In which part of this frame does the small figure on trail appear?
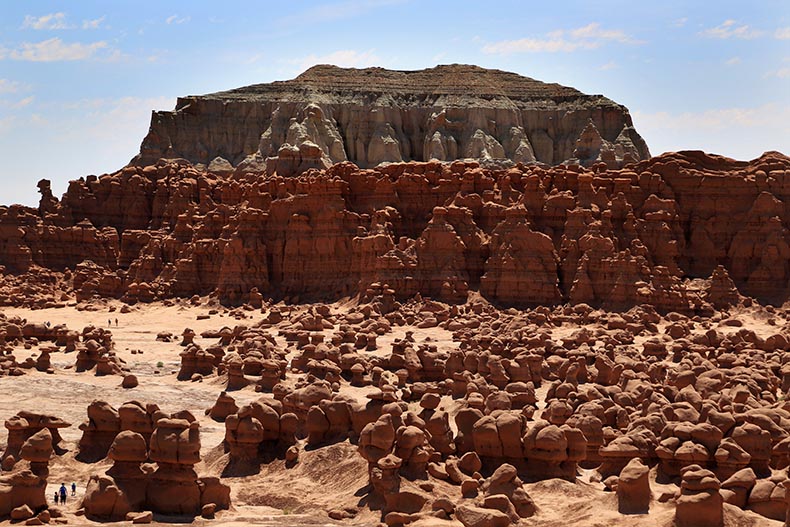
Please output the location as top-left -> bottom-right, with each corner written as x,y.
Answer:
115,318 -> 118,327
71,482 -> 76,496
108,319 -> 111,327
59,483 -> 67,504
54,491 -> 59,504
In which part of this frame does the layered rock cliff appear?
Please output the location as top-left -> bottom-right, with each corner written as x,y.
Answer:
1,150 -> 789,309
133,64 -> 649,173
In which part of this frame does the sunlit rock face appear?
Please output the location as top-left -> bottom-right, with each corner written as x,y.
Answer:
133,64 -> 649,172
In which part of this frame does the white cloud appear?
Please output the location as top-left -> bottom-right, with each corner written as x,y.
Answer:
165,15 -> 191,25
4,38 -> 108,62
633,103 -> 790,159
699,20 -> 763,40
482,23 -> 642,54
12,96 -> 34,109
22,12 -> 72,30
776,27 -> 790,40
766,67 -> 790,79
72,97 -> 173,135
1,95 -> 175,205
290,49 -> 382,71
0,79 -> 22,94
673,17 -> 688,28
99,49 -> 127,63
725,56 -> 742,65
599,61 -> 618,71
569,23 -> 640,43
638,105 -> 783,129
82,16 -> 106,29
483,38 -> 587,54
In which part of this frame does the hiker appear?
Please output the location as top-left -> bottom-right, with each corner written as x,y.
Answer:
71,482 -> 76,496
54,491 -> 59,504
59,483 -> 67,504
115,318 -> 119,327
108,319 -> 111,327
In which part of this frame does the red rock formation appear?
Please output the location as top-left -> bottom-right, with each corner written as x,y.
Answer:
0,429 -> 53,517
77,401 -> 121,461
480,206 -> 561,305
2,412 -> 70,466
676,465 -> 723,527
82,413 -> 230,520
1,151 -> 789,309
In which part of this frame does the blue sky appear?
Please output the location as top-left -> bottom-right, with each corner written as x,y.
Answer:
1,0 -> 788,205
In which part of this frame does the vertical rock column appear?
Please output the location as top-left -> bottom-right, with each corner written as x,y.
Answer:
676,465 -> 723,527
146,418 -> 203,515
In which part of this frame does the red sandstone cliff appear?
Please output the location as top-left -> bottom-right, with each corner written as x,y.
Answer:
1,150 -> 788,309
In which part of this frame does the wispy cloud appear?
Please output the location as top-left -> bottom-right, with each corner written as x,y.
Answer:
725,56 -> 742,65
776,28 -> 790,40
82,16 -> 106,29
765,59 -> 790,79
637,105 -> 787,129
22,12 -> 72,30
0,79 -> 23,94
699,20 -> 763,40
11,96 -> 35,109
165,15 -> 191,25
1,95 -> 175,204
1,38 -> 109,62
482,23 -> 642,54
634,103 -> 790,159
568,23 -> 639,43
599,61 -> 618,71
673,17 -> 688,28
60,96 -> 171,114
290,49 -> 382,71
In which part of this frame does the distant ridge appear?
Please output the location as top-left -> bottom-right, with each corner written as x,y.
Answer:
134,64 -> 649,174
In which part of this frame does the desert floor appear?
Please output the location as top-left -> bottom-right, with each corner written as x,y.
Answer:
0,300 -> 783,526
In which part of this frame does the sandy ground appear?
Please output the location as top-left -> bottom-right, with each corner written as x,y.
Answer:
0,301 -> 785,526
0,301 -> 460,526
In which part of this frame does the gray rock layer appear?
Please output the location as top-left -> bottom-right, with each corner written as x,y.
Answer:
133,64 -> 649,174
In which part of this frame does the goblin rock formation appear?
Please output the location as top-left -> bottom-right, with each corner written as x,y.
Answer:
81,408 -> 230,520
134,65 -> 649,172
1,151 -> 789,309
4,64 -> 790,527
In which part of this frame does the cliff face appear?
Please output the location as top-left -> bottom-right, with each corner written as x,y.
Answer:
2,150 -> 789,309
133,65 -> 649,173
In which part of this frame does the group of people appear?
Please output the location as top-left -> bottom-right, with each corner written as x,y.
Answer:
53,483 -> 76,505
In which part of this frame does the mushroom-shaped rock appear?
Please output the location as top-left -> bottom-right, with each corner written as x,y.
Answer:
676,465 -> 723,527
359,414 -> 396,464
720,467 -> 756,508
206,392 -> 238,422
20,428 -> 53,466
616,457 -> 650,514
